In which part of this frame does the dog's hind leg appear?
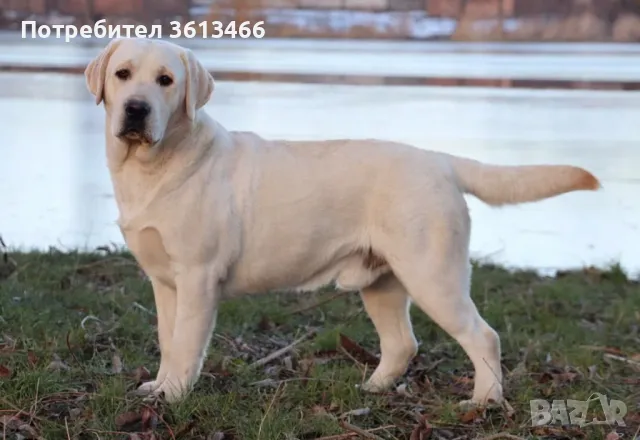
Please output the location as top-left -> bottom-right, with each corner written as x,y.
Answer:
360,274 -> 418,392
391,227 -> 503,406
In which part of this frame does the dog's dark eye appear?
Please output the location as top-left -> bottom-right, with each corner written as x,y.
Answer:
157,75 -> 173,87
115,69 -> 130,80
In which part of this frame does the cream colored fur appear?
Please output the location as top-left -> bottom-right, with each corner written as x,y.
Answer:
85,38 -> 601,405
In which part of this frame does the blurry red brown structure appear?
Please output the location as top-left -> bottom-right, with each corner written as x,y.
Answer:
0,0 -> 639,41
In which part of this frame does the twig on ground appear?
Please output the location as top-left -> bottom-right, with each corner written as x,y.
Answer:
132,302 -> 156,316
213,333 -> 259,355
339,346 -> 365,370
64,417 -> 71,439
250,330 -> 316,368
604,353 -> 640,367
0,400 -> 45,425
80,315 -> 102,331
285,290 -> 353,315
580,345 -> 625,354
338,421 -> 384,440
477,433 -> 526,440
313,433 -> 356,440
314,425 -> 395,440
249,377 -> 346,387
87,430 -> 140,437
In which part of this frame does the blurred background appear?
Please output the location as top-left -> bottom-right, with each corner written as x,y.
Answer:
0,0 -> 638,277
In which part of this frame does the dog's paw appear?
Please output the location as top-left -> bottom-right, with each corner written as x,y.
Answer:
359,377 -> 394,394
147,375 -> 191,403
126,380 -> 162,399
134,380 -> 162,396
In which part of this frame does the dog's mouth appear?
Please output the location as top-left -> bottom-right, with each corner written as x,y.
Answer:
118,128 -> 155,146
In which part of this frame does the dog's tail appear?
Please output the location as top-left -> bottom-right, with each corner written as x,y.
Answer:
447,155 -> 601,207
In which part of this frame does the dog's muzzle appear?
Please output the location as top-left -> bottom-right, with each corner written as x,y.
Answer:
118,99 -> 152,143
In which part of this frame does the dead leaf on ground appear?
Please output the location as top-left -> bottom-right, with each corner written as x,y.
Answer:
0,364 -> 11,377
602,347 -> 625,356
537,370 -> 579,385
531,426 -> 585,438
338,333 -> 379,366
140,406 -> 158,431
625,412 -> 640,424
27,351 -> 38,367
115,411 -> 143,431
553,371 -> 578,383
409,414 -> 433,440
459,406 -> 486,424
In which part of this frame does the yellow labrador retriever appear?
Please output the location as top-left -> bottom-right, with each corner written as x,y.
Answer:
84,38 -> 600,405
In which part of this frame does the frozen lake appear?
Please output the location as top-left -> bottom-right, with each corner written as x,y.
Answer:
0,71 -> 637,277
3,35 -> 640,82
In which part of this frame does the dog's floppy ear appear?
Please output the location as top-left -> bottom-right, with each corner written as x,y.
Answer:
84,38 -> 123,105
181,48 -> 214,120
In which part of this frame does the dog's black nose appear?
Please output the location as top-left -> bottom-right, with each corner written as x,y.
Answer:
125,100 -> 151,119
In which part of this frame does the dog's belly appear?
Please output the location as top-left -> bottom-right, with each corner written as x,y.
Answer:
224,248 -> 391,296
297,253 -> 391,292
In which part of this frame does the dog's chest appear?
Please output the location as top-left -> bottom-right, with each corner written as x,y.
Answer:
121,225 -> 174,286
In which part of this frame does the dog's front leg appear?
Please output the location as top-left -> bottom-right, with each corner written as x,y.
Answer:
136,277 -> 177,395
150,265 -> 220,402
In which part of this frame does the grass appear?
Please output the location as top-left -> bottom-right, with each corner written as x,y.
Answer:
0,247 -> 638,440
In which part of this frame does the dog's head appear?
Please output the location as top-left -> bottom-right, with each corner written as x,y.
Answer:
84,38 -> 214,146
